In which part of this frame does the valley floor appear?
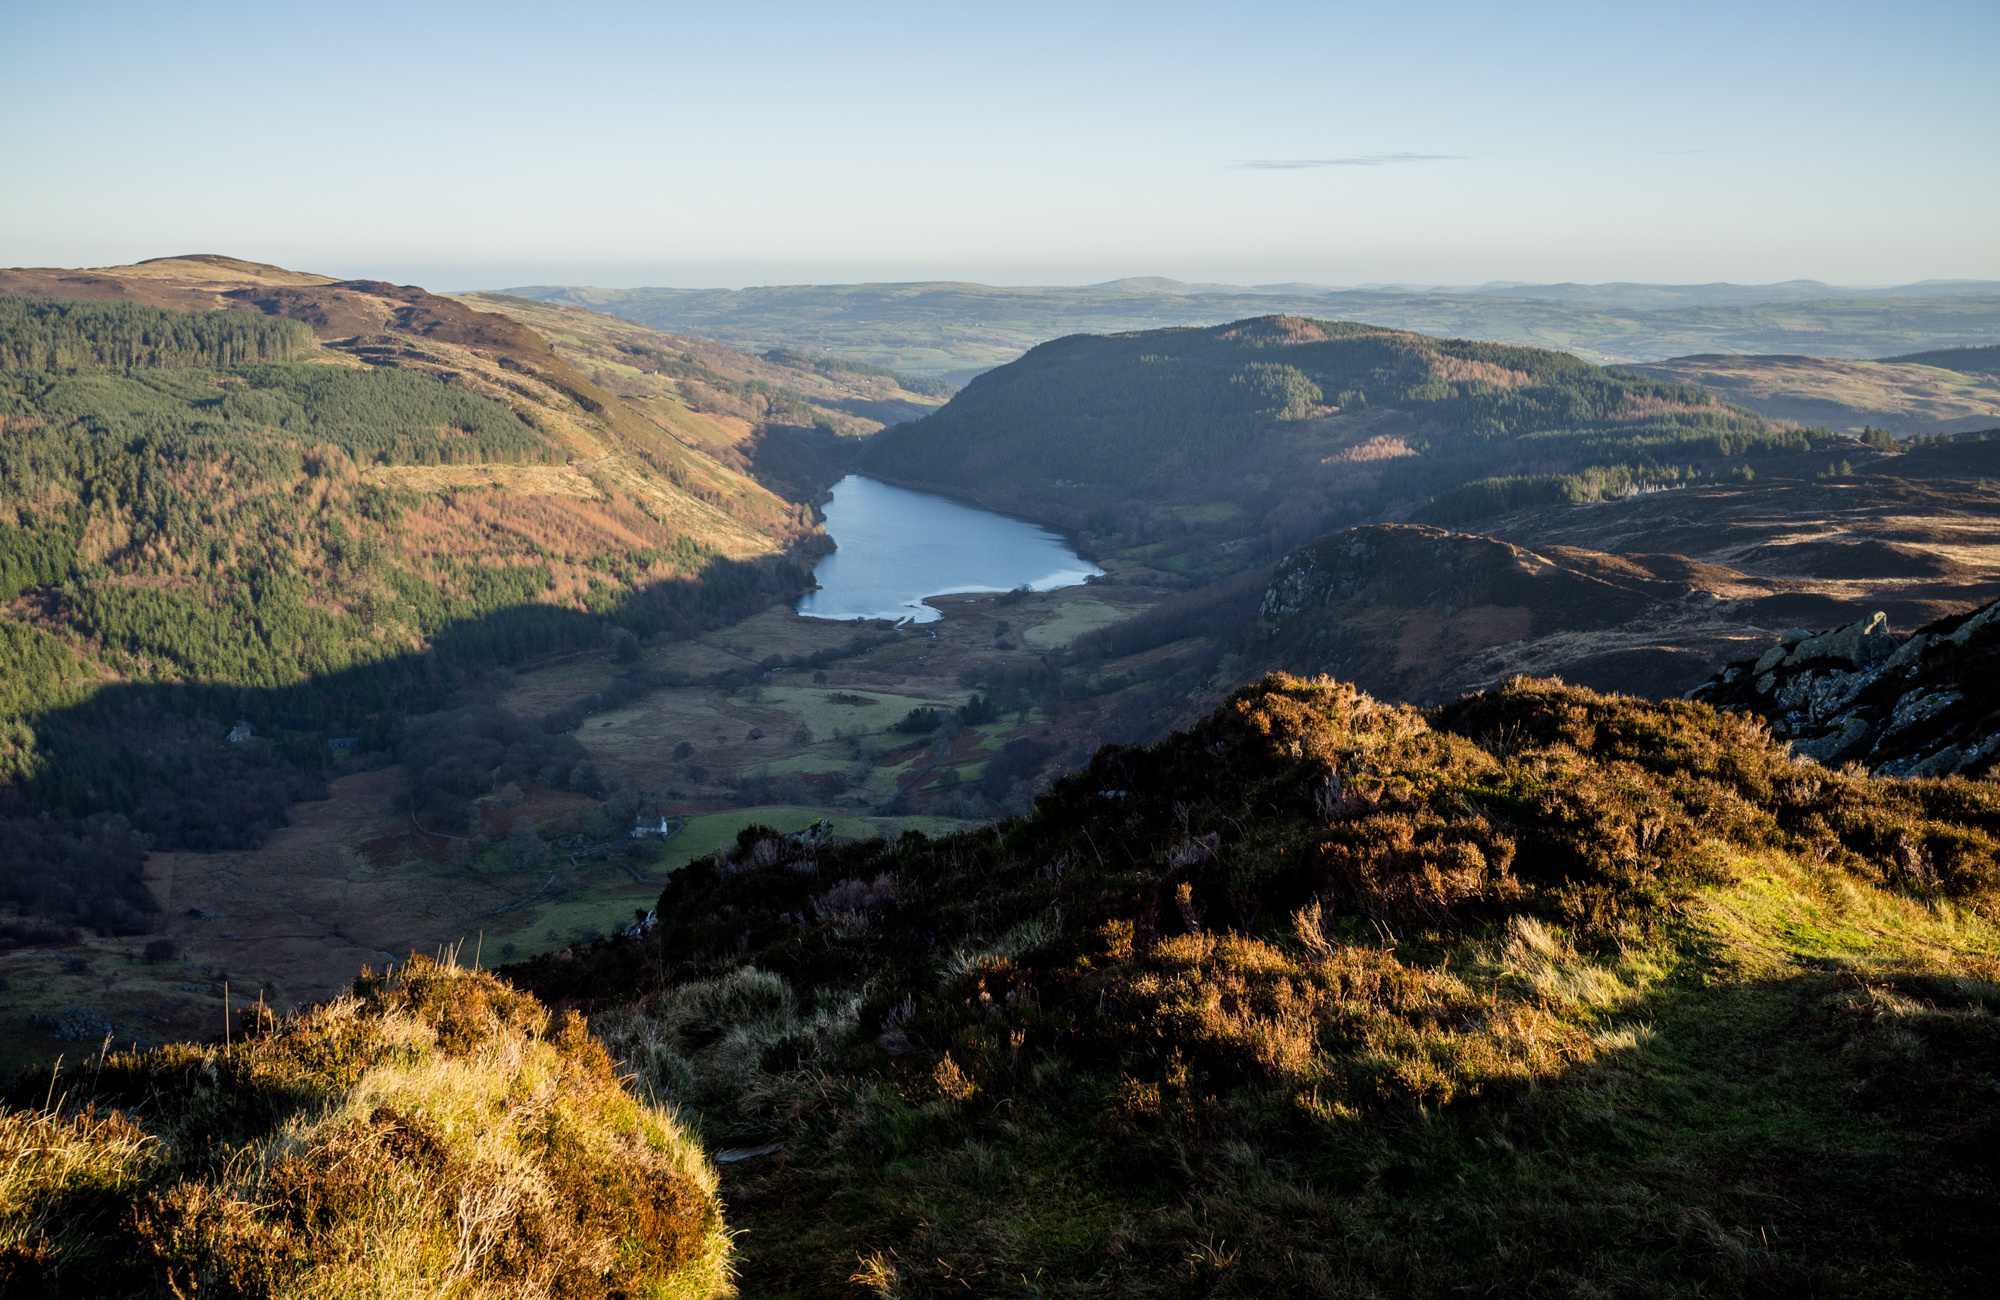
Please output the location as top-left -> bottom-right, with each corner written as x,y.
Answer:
0,580 -> 1168,1074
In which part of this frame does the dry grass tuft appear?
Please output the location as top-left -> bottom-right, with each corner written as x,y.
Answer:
0,956 -> 731,1298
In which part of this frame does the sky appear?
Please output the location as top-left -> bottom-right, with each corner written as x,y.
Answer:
3,0 -> 1996,291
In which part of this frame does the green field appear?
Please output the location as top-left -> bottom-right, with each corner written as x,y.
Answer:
1021,597 -> 1141,648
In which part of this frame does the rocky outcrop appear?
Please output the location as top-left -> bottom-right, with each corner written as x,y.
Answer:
1687,599 -> 2000,777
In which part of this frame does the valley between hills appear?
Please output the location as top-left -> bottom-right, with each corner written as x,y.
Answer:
6,258 -> 2000,1295
3,257 -> 1998,1063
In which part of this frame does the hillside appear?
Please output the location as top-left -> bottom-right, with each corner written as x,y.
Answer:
1883,344 -> 2000,378
1626,352 -> 2000,435
484,671 -> 2000,1296
860,314 -> 1826,580
137,451 -> 2000,1045
504,278 -> 2000,377
17,673 -> 2000,1293
0,257 -> 875,945
457,292 -> 947,503
1252,451 -> 2000,707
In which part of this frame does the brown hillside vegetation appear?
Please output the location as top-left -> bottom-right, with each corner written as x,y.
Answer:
0,955 -> 731,1297
460,291 -> 951,504
1204,451 -> 2000,723
1627,352 -> 2000,435
0,254 -> 816,557
507,672 -> 2000,1297
1883,344 -> 2000,379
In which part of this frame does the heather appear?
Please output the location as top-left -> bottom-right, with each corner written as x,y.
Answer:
511,673 -> 2000,1296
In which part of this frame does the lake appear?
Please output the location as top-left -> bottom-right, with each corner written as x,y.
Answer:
796,475 -> 1103,624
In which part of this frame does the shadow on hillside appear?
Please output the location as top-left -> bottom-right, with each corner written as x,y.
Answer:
1460,963 -> 2000,1290
511,893 -> 2000,1295
0,554 -> 815,936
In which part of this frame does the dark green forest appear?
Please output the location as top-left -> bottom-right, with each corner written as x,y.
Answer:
864,315 -> 1833,569
0,296 -> 315,370
0,299 -> 808,934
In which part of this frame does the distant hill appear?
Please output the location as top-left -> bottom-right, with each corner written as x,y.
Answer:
1463,278 -> 2000,308
1255,458 -> 2000,710
500,278 -> 2000,376
457,292 -> 945,502
859,314 -> 1824,580
1625,352 -> 2000,435
1880,343 -> 2000,378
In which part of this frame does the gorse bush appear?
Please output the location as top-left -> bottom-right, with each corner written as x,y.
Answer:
0,956 -> 731,1298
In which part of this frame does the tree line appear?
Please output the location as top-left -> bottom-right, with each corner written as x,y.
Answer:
0,295 -> 315,370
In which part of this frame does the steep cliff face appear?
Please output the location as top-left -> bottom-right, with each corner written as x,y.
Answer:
1690,598 -> 2000,776
1260,524 -> 1753,703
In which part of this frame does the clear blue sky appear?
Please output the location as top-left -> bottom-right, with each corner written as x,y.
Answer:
4,0 -> 1994,290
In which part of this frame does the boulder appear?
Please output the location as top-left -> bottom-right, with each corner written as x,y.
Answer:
1793,714 -> 1872,764
1947,600 -> 2000,646
1781,612 -> 1889,670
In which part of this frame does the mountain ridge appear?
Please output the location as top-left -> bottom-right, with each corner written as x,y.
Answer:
500,278 -> 2000,376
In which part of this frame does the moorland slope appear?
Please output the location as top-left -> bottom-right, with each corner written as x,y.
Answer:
495,671 -> 2000,1297
14,670 -> 1996,1295
1250,441 -> 2000,707
1628,351 -> 2000,435
0,954 -> 733,1296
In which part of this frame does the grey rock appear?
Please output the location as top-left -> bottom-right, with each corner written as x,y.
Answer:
1783,612 -> 1889,670
1885,689 -> 1964,737
1794,713 -> 1874,764
1909,745 -> 1968,778
1947,599 -> 2000,646
1756,672 -> 1777,695
1753,646 -> 1788,675
1857,633 -> 1899,663
1884,634 -> 1933,670
1778,628 -> 1816,647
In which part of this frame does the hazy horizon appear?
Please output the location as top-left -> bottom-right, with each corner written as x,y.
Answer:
5,1 -> 1994,288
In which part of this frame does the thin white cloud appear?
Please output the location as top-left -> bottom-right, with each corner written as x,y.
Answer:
1233,152 -> 1470,170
